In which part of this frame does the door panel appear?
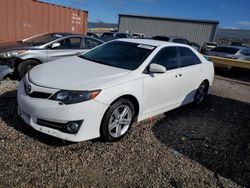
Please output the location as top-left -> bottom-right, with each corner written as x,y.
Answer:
178,64 -> 204,105
142,70 -> 181,115
141,47 -> 182,116
177,47 -> 205,105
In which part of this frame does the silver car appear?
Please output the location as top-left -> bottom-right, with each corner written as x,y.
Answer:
206,46 -> 250,61
0,32 -> 104,78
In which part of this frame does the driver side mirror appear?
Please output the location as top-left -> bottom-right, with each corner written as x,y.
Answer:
149,63 -> 166,73
51,42 -> 61,49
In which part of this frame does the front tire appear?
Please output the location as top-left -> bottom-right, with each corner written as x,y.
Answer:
100,99 -> 135,142
194,82 -> 209,105
17,60 -> 40,78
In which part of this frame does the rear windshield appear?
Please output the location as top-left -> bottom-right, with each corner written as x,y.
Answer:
210,47 -> 239,54
80,41 -> 155,70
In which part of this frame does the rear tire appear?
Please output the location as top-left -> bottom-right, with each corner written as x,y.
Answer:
100,99 -> 135,142
194,82 -> 209,105
17,60 -> 40,78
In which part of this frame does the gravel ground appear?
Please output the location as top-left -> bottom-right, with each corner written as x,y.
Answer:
0,71 -> 249,188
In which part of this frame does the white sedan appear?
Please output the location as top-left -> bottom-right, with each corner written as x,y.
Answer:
17,39 -> 214,142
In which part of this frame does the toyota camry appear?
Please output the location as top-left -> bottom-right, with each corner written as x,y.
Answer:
17,39 -> 214,142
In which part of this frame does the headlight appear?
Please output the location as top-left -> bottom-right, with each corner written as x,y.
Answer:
0,50 -> 27,58
50,90 -> 101,104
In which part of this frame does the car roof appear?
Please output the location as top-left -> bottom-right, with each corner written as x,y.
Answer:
116,38 -> 188,47
215,45 -> 247,50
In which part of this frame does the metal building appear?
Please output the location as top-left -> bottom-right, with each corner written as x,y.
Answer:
0,0 -> 88,43
118,14 -> 219,45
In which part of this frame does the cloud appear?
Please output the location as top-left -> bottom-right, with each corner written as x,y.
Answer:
222,27 -> 240,30
238,21 -> 250,26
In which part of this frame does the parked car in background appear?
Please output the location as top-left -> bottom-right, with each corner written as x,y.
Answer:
206,46 -> 250,61
0,32 -> 104,78
132,33 -> 145,38
87,32 -> 99,38
99,32 -> 132,42
152,36 -> 190,44
230,42 -> 246,47
201,42 -> 217,54
206,45 -> 250,70
18,39 -> 214,142
151,36 -> 200,51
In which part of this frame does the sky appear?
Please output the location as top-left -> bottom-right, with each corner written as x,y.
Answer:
41,0 -> 250,29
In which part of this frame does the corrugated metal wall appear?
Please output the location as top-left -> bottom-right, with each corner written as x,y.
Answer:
0,0 -> 88,43
119,15 -> 218,46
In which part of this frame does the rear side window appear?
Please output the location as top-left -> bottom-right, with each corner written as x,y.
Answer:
84,38 -> 102,49
179,47 -> 201,67
151,47 -> 178,70
56,37 -> 82,49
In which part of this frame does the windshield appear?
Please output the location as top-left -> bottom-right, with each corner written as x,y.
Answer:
80,41 -> 155,70
24,33 -> 64,46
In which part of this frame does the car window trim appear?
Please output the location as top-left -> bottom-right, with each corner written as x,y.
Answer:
178,47 -> 202,68
143,46 -> 181,74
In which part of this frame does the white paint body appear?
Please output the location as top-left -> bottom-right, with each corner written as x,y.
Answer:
17,39 -> 214,142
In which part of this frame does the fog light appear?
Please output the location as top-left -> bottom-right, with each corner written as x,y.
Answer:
66,122 -> 80,133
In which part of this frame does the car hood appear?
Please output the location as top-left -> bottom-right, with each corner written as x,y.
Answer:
29,56 -> 132,90
0,41 -> 32,53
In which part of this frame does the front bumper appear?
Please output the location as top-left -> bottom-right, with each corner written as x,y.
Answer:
0,65 -> 13,83
17,80 -> 108,142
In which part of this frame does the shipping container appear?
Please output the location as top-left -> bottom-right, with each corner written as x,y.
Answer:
0,0 -> 88,43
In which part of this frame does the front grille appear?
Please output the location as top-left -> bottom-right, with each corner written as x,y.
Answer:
27,92 -> 52,99
23,80 -> 52,99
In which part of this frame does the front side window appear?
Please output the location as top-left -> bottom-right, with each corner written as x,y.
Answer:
55,37 -> 82,49
179,47 -> 201,67
80,41 -> 155,70
151,47 -> 178,70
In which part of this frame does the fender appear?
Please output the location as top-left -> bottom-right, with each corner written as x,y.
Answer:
0,65 -> 13,84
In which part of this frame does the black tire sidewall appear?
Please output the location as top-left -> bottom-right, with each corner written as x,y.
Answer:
18,60 -> 39,78
100,99 -> 135,142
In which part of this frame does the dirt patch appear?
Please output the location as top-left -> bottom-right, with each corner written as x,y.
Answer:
0,74 -> 249,187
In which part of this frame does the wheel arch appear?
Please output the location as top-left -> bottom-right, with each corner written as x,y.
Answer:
99,94 -> 140,141
202,79 -> 209,86
14,58 -> 42,70
109,94 -> 140,121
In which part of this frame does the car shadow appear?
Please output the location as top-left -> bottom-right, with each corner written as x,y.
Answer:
152,95 -> 250,187
0,90 -> 77,147
215,67 -> 250,83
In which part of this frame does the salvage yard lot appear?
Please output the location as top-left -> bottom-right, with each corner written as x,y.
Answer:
0,70 -> 250,187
